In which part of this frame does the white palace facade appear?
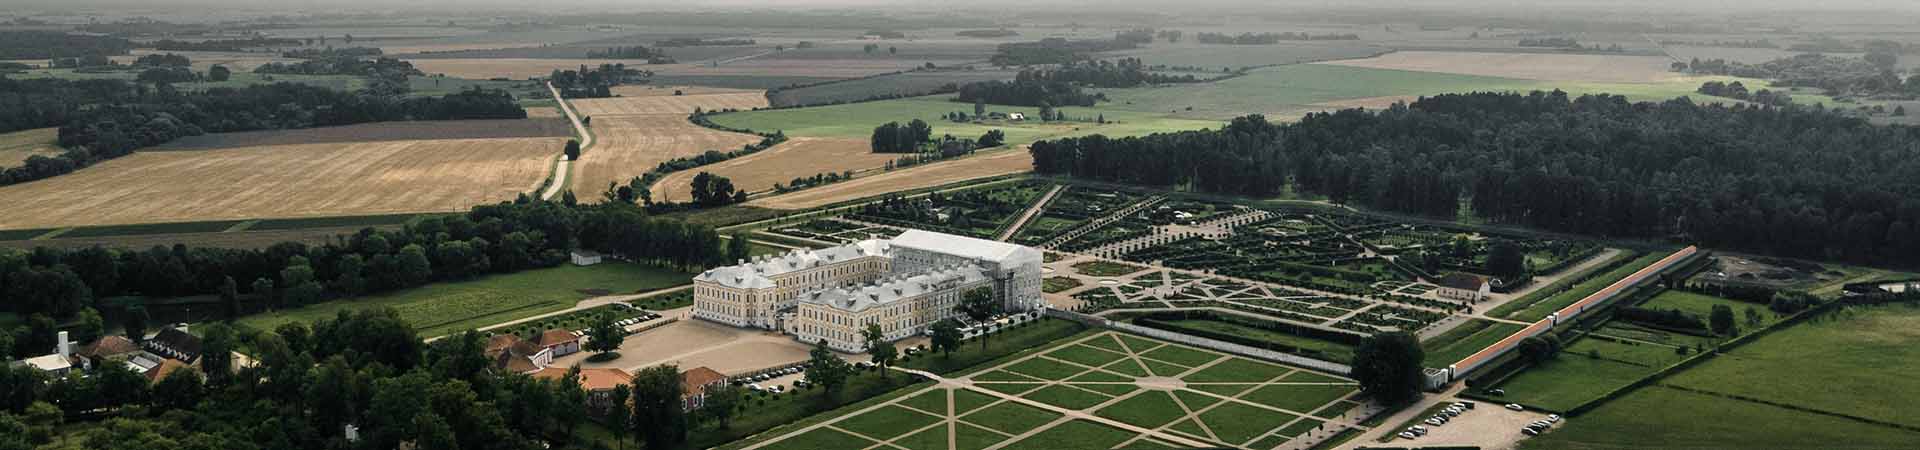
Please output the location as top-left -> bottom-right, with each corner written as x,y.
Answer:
692,229 -> 1044,352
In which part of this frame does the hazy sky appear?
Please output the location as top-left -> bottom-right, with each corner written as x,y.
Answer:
10,0 -> 1919,13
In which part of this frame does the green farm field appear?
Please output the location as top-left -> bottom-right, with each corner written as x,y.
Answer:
1638,290 -> 1780,330
1662,303 -> 1920,428
1095,64 -> 1802,121
1158,318 -> 1358,363
704,95 -> 1223,145
1491,337 -> 1681,412
1519,385 -> 1920,450
237,263 -> 691,338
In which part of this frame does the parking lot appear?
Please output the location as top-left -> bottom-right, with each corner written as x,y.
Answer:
1387,399 -> 1560,450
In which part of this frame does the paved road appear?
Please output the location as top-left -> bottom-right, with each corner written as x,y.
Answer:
996,184 -> 1064,241
541,81 -> 592,201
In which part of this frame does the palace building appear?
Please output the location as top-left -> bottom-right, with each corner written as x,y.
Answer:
692,229 -> 1043,352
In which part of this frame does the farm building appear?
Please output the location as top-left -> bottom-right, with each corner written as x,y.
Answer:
571,250 -> 605,266
533,367 -> 634,409
1436,273 -> 1491,302
486,334 -> 554,374
537,329 -> 583,357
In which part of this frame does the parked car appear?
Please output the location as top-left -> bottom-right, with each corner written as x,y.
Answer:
1522,428 -> 1539,436
1486,388 -> 1506,396
1547,414 -> 1562,423
748,384 -> 762,391
1505,403 -> 1525,411
1399,432 -> 1417,440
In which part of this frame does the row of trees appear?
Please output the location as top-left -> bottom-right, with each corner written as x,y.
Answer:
1195,32 -> 1359,45
1,80 -> 525,186
1696,80 -> 1794,106
0,200 -> 727,325
1021,58 -> 1198,88
586,46 -> 675,64
549,63 -> 653,98
989,37 -> 1140,66
954,72 -> 1106,107
1029,91 -> 1920,266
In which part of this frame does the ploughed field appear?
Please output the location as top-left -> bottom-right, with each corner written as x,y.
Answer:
647,137 -> 886,201
560,91 -> 772,198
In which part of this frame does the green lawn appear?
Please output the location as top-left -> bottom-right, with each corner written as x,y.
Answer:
1663,303 -> 1920,428
1042,276 -> 1084,293
1071,260 -> 1149,277
1519,386 -> 1920,450
1095,391 -> 1187,429
1182,358 -> 1294,383
1045,343 -> 1128,368
1241,384 -> 1359,414
834,405 -> 944,441
1639,290 -> 1778,331
1421,319 -> 1527,367
1160,318 -> 1358,363
1023,384 -> 1114,410
237,263 -> 691,337
1493,252 -> 1666,321
1000,420 -> 1136,450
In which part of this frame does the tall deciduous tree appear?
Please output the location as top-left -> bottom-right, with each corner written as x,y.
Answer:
930,319 -> 962,358
584,312 -> 623,358
1709,304 -> 1736,336
606,384 -> 631,450
1350,331 -> 1424,405
630,364 -> 687,449
956,287 -> 999,349
863,324 -> 897,379
702,383 -> 743,429
806,340 -> 850,398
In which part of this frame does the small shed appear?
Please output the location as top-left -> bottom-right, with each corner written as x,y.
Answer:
571,250 -> 604,266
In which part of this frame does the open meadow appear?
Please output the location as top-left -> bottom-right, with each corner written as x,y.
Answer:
0,128 -> 61,168
648,137 -> 885,200
1315,51 -> 1687,83
0,136 -> 566,230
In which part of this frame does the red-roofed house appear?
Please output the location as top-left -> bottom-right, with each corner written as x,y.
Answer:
536,329 -> 582,357
1436,273 -> 1491,302
680,366 -> 729,411
533,367 -> 633,409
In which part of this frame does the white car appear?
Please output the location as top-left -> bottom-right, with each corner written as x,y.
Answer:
1547,414 -> 1562,423
1399,432 -> 1417,440
1505,403 -> 1525,411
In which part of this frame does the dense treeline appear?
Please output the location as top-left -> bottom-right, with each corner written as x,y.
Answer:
586,46 -> 675,63
1679,53 -> 1916,98
0,31 -> 133,59
0,200 -> 723,328
954,70 -> 1106,107
989,38 -> 1139,66
1194,32 -> 1359,45
1030,91 -> 1920,266
2,79 -> 524,186
656,38 -> 756,47
870,120 -> 935,153
1027,58 -> 1198,88
280,47 -> 384,59
550,63 -> 652,98
1696,80 -> 1794,106
132,53 -> 192,67
148,38 -> 303,52
0,305 -> 693,450
253,56 -> 421,78
1518,37 -> 1582,48
956,29 -> 1019,38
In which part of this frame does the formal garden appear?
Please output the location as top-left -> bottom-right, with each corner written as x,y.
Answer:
846,180 -> 1056,239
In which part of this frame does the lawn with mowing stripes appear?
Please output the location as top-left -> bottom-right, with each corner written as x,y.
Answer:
1200,401 -> 1294,445
1023,384 -> 1114,410
762,427 -> 871,450
1141,344 -> 1221,367
1083,333 -> 1130,353
1000,420 -> 1137,450
1047,344 -> 1129,367
835,405 -> 943,441
1006,357 -> 1088,381
1095,392 -> 1189,429
1242,384 -> 1357,414
1183,358 -> 1292,383
963,401 -> 1061,435
1421,318 -> 1528,367
898,390 -> 949,415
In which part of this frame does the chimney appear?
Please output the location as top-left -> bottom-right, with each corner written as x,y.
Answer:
57,331 -> 69,357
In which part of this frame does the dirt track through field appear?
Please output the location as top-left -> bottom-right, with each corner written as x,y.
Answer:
647,137 -> 885,203
561,92 -> 772,199
1315,51 -> 1684,83
0,137 -> 566,230
747,148 -> 1033,210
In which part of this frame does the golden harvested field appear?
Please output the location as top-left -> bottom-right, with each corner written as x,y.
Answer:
610,85 -> 762,97
524,107 -> 563,118
0,137 -> 566,230
567,115 -> 763,196
0,128 -> 62,167
406,58 -> 664,80
1315,51 -> 1685,83
648,137 -> 883,202
748,149 -> 1032,210
569,92 -> 769,116
649,58 -> 962,78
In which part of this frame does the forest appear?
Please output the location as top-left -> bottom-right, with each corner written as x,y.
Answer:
0,200 -> 731,345
1679,52 -> 1915,98
0,79 -> 525,186
549,64 -> 653,98
1029,91 -> 1920,266
0,31 -> 132,59
989,38 -> 1139,66
586,46 -> 675,63
0,305 -> 700,450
